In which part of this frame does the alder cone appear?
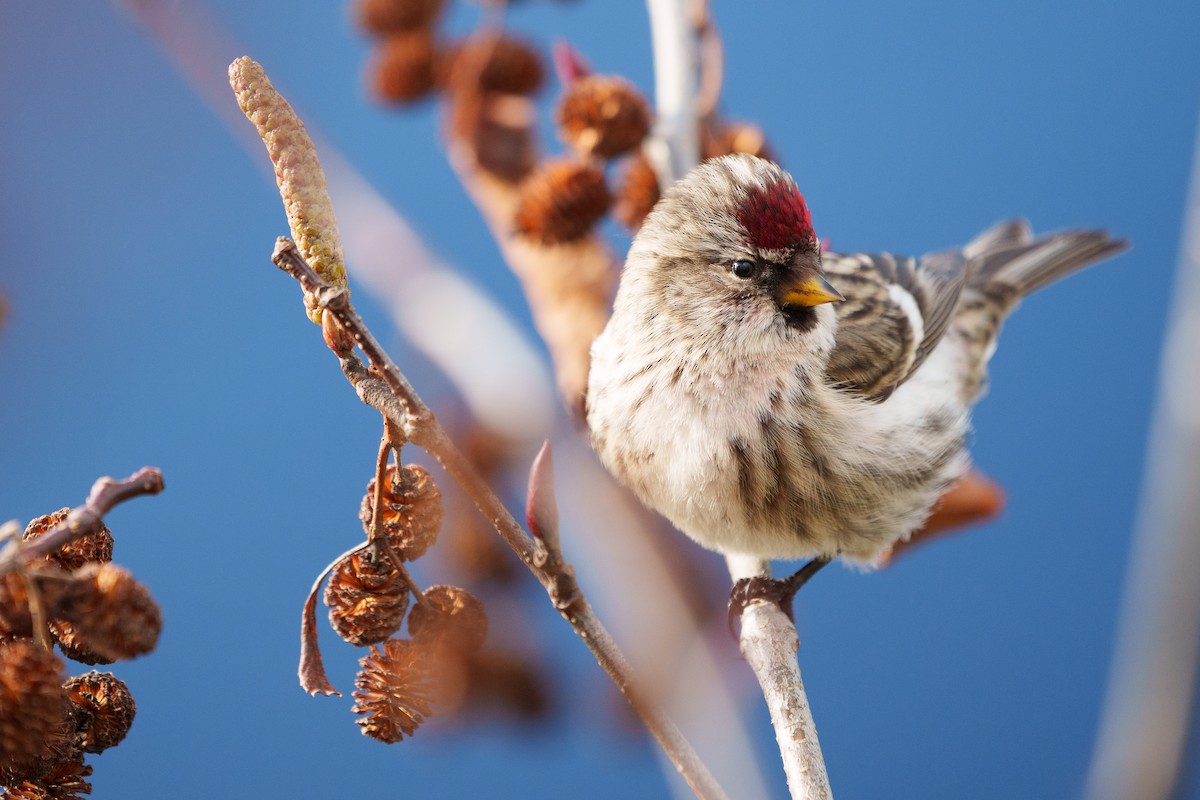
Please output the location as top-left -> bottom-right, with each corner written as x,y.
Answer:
48,622 -> 114,667
441,35 -> 544,95
3,755 -> 93,800
0,568 -> 68,638
701,120 -> 774,162
354,0 -> 444,34
370,30 -> 439,104
513,160 -> 612,245
23,508 -> 114,572
360,464 -> 443,561
64,671 -> 136,754
324,548 -> 410,647
352,638 -> 434,743
556,75 -> 651,159
407,584 -> 487,654
613,153 -> 661,233
0,640 -> 70,780
53,564 -> 161,662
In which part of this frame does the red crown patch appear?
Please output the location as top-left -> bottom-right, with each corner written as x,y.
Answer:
736,181 -> 815,252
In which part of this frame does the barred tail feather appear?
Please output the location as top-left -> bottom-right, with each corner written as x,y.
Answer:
971,226 -> 1129,299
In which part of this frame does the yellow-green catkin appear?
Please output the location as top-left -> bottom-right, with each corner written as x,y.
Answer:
229,56 -> 346,322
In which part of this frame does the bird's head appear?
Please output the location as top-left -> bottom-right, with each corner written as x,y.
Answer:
621,154 -> 843,352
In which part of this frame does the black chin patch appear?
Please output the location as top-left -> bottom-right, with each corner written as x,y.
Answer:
780,303 -> 818,333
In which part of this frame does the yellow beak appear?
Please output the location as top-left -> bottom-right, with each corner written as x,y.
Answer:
777,273 -> 845,307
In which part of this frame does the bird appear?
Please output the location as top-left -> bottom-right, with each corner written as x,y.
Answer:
585,153 -> 1127,615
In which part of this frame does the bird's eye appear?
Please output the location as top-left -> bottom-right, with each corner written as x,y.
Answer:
731,259 -> 756,279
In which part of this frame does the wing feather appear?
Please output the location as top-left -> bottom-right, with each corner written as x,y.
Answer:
822,248 -> 969,400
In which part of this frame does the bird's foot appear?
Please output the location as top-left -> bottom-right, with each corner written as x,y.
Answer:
727,557 -> 831,639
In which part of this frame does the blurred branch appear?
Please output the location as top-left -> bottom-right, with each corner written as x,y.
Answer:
125,0 -> 555,439
446,147 -> 617,419
645,0 -> 701,185
272,238 -> 728,800
0,468 -> 165,576
1086,118 -> 1200,800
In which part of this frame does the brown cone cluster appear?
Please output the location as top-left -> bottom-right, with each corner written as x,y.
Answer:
3,496 -> 156,796
324,548 -> 410,646
309,444 -> 500,744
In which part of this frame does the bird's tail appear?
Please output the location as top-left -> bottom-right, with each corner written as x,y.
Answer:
965,219 -> 1129,303
946,220 -> 1128,403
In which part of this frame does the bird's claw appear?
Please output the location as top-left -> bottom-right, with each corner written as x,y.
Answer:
728,576 -> 796,639
726,557 -> 832,640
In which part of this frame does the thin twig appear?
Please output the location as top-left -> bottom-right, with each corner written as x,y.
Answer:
0,468 -> 165,577
368,428 -> 428,610
726,557 -> 832,800
271,238 -> 728,800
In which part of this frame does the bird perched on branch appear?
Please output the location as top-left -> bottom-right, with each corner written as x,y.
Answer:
586,153 -> 1126,613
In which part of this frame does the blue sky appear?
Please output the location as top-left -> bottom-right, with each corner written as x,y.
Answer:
2,2 -> 1199,798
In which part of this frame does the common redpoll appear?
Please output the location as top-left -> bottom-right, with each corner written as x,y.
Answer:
587,154 -> 1126,582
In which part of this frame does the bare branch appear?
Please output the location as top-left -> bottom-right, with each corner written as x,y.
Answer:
0,468 -> 164,576
269,238 -> 727,800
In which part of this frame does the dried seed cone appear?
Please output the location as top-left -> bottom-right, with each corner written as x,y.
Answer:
0,574 -> 37,639
23,510 -> 113,572
701,120 -> 774,162
360,465 -> 443,561
0,568 -> 69,639
64,672 -> 135,754
352,639 -> 434,743
4,755 -> 93,799
354,0 -> 444,34
407,585 -> 487,654
323,549 -> 410,646
513,160 -> 612,245
443,35 -> 545,95
47,624 -> 113,667
370,30 -> 439,104
0,640 -> 70,779
53,565 -> 161,662
614,153 -> 661,233
556,75 -> 651,159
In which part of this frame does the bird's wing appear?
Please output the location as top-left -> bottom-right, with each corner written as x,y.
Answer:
821,249 -> 969,401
